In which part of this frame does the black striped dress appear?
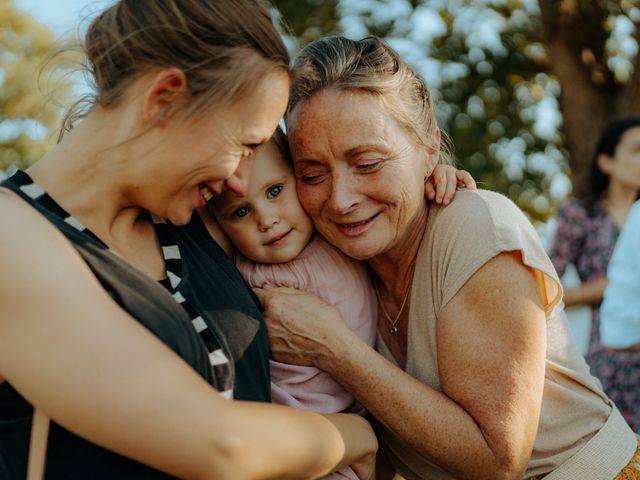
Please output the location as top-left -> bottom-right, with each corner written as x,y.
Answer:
0,170 -> 271,479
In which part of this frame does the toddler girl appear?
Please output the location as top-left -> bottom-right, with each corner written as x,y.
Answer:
210,128 -> 472,479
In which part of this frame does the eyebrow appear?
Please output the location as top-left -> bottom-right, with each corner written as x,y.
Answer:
294,143 -> 390,167
344,143 -> 390,158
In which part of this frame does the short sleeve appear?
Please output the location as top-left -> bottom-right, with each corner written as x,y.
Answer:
548,200 -> 587,278
427,190 -> 563,317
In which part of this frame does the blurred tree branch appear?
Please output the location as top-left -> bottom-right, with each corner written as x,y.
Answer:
0,0 -> 77,171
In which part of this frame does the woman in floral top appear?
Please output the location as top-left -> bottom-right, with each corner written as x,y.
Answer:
550,116 -> 640,431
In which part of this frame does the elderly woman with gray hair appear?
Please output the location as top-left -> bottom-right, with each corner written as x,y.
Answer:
256,36 -> 640,480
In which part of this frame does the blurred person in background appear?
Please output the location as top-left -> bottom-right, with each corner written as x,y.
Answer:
549,116 -> 640,431
600,199 -> 640,431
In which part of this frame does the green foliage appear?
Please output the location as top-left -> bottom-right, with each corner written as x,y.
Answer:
0,0 -> 75,172
272,0 -> 640,223
275,0 -> 341,45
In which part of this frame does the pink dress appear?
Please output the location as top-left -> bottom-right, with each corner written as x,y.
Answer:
236,235 -> 377,480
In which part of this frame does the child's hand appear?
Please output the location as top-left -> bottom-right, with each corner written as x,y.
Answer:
426,164 -> 476,205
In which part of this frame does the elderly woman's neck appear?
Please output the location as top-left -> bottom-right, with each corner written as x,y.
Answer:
368,202 -> 429,299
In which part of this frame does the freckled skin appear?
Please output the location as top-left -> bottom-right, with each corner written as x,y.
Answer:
287,89 -> 437,260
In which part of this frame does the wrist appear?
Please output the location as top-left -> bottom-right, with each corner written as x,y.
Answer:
313,324 -> 357,374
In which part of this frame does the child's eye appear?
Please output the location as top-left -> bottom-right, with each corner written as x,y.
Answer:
231,206 -> 250,219
267,184 -> 283,199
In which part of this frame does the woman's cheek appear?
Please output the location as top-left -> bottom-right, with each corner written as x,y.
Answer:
296,182 -> 322,217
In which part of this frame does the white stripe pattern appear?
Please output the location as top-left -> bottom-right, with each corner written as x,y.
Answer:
219,389 -> 234,400
172,291 -> 186,303
191,316 -> 208,333
209,349 -> 229,366
64,216 -> 87,231
20,183 -> 45,199
167,271 -> 181,289
162,245 -> 180,260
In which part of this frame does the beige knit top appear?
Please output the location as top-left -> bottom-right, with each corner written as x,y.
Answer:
375,190 -> 636,479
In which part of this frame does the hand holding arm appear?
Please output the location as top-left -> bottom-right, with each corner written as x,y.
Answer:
253,286 -> 352,367
257,253 -> 547,480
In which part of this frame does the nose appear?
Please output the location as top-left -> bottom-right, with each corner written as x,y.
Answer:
256,205 -> 279,232
327,172 -> 359,214
225,154 -> 255,197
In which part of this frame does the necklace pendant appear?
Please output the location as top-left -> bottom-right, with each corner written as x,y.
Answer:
389,325 -> 398,334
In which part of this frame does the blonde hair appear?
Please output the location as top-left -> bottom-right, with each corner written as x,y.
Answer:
286,36 -> 453,164
61,0 -> 290,136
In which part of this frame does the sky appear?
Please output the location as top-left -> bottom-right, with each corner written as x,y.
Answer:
15,0 -> 114,38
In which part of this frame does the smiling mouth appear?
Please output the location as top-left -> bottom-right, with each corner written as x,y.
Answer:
337,212 -> 380,229
265,229 -> 292,246
334,212 -> 380,236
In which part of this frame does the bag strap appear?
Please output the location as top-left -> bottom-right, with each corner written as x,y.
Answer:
27,408 -> 50,480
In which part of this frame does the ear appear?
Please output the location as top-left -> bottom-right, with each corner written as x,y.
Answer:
424,128 -> 441,178
596,153 -> 614,175
142,68 -> 189,125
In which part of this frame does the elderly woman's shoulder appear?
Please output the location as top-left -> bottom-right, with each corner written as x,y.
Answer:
439,188 -> 523,220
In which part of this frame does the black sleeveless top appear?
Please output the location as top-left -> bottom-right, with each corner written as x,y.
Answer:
0,172 -> 271,479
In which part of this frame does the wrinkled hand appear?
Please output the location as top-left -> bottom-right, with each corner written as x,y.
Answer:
425,164 -> 476,205
253,286 -> 349,368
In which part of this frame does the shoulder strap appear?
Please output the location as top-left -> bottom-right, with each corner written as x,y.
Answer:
27,408 -> 50,480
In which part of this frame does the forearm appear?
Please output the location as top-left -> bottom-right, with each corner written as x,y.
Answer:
216,403 -> 376,480
257,271 -> 540,479
319,332 -> 524,480
563,277 -> 607,306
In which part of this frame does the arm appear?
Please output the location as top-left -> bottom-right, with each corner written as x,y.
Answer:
548,202 -> 583,279
600,205 -> 640,350
562,276 -> 607,307
257,252 -> 546,480
0,191 -> 376,480
548,202 -> 603,307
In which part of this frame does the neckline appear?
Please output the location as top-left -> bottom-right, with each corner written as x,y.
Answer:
7,169 -> 234,397
8,169 -> 181,285
7,169 -> 108,248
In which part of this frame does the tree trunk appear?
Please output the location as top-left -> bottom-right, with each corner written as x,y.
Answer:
538,0 -> 640,188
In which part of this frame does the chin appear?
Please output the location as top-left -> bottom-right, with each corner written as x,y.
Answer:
167,209 -> 195,227
331,241 -> 380,260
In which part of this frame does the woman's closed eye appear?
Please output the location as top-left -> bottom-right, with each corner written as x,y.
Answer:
266,184 -> 283,199
355,159 -> 383,172
299,175 -> 323,185
296,171 -> 326,185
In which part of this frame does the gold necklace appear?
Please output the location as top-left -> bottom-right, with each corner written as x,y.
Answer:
373,281 -> 412,335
